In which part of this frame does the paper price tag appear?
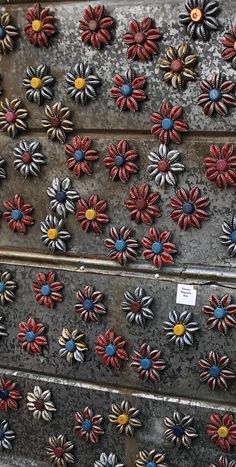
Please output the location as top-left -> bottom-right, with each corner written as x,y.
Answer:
176,284 -> 197,306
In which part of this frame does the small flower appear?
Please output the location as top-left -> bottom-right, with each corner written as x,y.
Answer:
160,43 -> 197,89
32,271 -> 63,309
123,16 -> 161,61
0,419 -> 15,450
76,195 -> 109,235
104,226 -> 139,266
0,317 -> 8,338
150,102 -> 188,145
204,144 -> 236,189
135,450 -> 167,467
95,328 -> 128,369
0,158 -> 6,180
0,376 -> 21,412
41,102 -> 73,144
202,294 -> 236,335
94,452 -> 124,467
147,144 -> 184,187
24,2 -> 57,48
163,310 -> 199,350
207,413 -> 236,452
66,63 -> 100,105
197,73 -> 236,117
0,98 -> 28,138
0,13 -> 18,55
199,351 -> 235,391
26,385 -> 56,421
164,411 -> 198,448
47,177 -> 79,218
179,0 -> 219,41
104,140 -> 138,182
130,343 -> 166,382
124,184 -> 161,225
3,194 -> 34,234
142,227 -> 177,269
46,434 -> 74,465
121,287 -> 154,327
108,400 -> 142,437
210,456 -> 236,467
222,26 -> 236,70
17,317 -> 47,354
75,407 -> 104,444
220,214 -> 236,257
13,139 -> 46,178
0,271 -> 16,305
64,135 -> 99,178
58,328 -> 87,365
22,64 -> 54,105
40,215 -> 71,253
79,4 -> 114,49
111,69 -> 146,112
75,285 -> 106,322
170,186 -> 209,230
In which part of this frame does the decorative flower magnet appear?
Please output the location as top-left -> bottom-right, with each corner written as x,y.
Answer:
58,328 -> 87,365
199,351 -> 235,391
150,102 -> 188,144
64,135 -> 99,178
41,102 -> 73,144
79,4 -> 114,49
204,144 -> 236,188
207,413 -> 236,452
0,159 -> 6,180
0,376 -> 21,412
170,186 -> 209,230
197,73 -> 235,116
94,452 -> 124,467
0,13 -> 18,55
104,226 -> 139,266
135,450 -> 167,467
160,43 -> 197,89
40,215 -> 71,253
163,310 -> 199,350
17,317 -> 47,354
76,195 -> 109,235
0,98 -> 28,138
47,177 -> 79,217
108,400 -> 142,436
164,411 -> 198,448
104,140 -> 138,182
147,144 -> 185,187
124,184 -> 161,225
95,329 -> 128,369
13,140 -> 46,178
26,385 -> 56,421
22,65 -> 54,105
142,227 -> 177,269
75,285 -> 106,322
3,194 -> 34,234
210,456 -> 236,467
32,271 -> 63,309
220,214 -> 236,257
121,287 -> 154,327
0,317 -> 8,338
110,69 -> 146,112
46,435 -> 74,465
0,420 -> 15,450
75,406 -> 104,443
66,63 -> 100,105
0,271 -> 16,305
202,294 -> 236,335
179,0 -> 219,41
123,16 -> 161,61
24,3 -> 57,48
222,26 -> 236,70
130,343 -> 166,383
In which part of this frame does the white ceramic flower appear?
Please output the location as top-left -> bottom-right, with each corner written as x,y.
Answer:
27,385 -> 56,421
94,452 -> 124,467
147,144 -> 184,187
47,177 -> 79,217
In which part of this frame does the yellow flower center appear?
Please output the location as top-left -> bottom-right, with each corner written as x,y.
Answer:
234,41 -> 236,52
31,77 -> 42,90
117,414 -> 129,426
47,228 -> 58,240
31,20 -> 44,32
190,8 -> 203,22
74,77 -> 86,90
85,208 -> 97,221
217,426 -> 229,438
173,324 -> 186,336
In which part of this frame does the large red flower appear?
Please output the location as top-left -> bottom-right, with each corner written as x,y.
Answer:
104,140 -> 138,182
123,16 -> 161,61
207,413 -> 236,452
124,183 -> 161,224
64,136 -> 99,178
204,144 -> 236,188
32,271 -> 63,309
0,376 -> 21,412
170,186 -> 209,230
222,25 -> 236,68
202,294 -> 236,335
104,226 -> 139,266
150,102 -> 188,144
24,3 -> 57,48
95,329 -> 128,369
142,227 -> 177,269
3,194 -> 34,235
17,318 -> 47,354
110,69 -> 146,112
76,195 -> 109,235
79,4 -> 114,49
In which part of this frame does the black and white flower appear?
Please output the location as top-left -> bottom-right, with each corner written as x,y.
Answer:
164,411 -> 198,448
94,452 -> 124,467
26,385 -> 56,421
66,62 -> 100,105
220,214 -> 236,257
0,419 -> 15,450
58,327 -> 87,365
47,177 -> 79,217
163,310 -> 199,350
121,287 -> 154,327
0,159 -> 6,180
147,144 -> 184,187
22,65 -> 54,105
13,140 -> 46,177
135,449 -> 167,467
40,215 -> 71,253
0,316 -> 8,338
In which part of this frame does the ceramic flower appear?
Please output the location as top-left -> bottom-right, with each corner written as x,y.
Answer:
111,69 -> 146,112
26,385 -> 56,421
104,226 -> 139,266
204,144 -> 236,188
207,413 -> 236,452
130,343 -> 166,382
13,139 -> 46,178
0,420 -> 15,450
179,0 -> 219,41
47,177 -> 79,218
75,285 -> 106,322
17,317 -> 47,354
135,450 -> 167,467
121,287 -> 154,327
94,452 -> 124,467
22,65 -> 54,105
41,102 -> 73,144
0,376 -> 21,412
124,184 -> 161,225
0,98 -> 28,138
222,26 -> 236,70
79,4 -> 114,49
170,186 -> 209,230
163,310 -> 199,350
3,194 -> 34,234
75,406 -> 104,443
220,214 -> 236,257
160,43 -> 197,89
197,73 -> 235,116
164,411 -> 198,448
24,3 -> 57,48
108,400 -> 142,436
123,16 -> 161,61
147,144 -> 185,187
142,227 -> 177,269
64,135 -> 99,178
104,140 -> 138,182
202,294 -> 236,335
95,328 -> 128,369
0,13 -> 18,55
0,317 -> 8,338
32,271 -> 63,309
58,328 -> 87,365
210,456 -> 236,467
66,63 -> 100,105
46,435 -> 74,466
199,351 -> 235,391
40,215 -> 71,253
150,102 -> 188,144
0,159 -> 6,180
0,271 -> 16,305
76,195 -> 109,235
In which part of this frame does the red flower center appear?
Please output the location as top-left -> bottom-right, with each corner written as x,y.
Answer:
51,116 -> 61,128
216,159 -> 228,171
171,59 -> 184,73
158,160 -> 169,172
130,301 -> 142,313
53,447 -> 64,458
135,198 -> 147,210
89,20 -> 98,31
21,151 -> 33,164
34,399 -> 45,411
134,32 -> 146,44
5,111 -> 16,123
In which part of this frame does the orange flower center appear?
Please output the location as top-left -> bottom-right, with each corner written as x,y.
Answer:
217,426 -> 229,438
31,77 -> 42,89
233,41 -> 236,51
118,414 -> 129,425
74,78 -> 86,90
173,324 -> 185,336
32,20 -> 44,32
85,208 -> 97,221
47,228 -> 58,240
190,8 -> 204,22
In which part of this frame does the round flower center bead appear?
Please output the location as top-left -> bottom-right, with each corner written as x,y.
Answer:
190,7 -> 204,22
88,20 -> 98,31
47,228 -> 58,240
214,307 -> 226,319
233,42 -> 236,52
105,344 -> 116,356
41,284 -> 52,296
120,84 -> 133,97
231,231 -> 236,243
85,208 -> 97,221
55,191 -> 67,203
216,159 -> 228,171
83,299 -> 94,310
115,239 -> 127,251
82,419 -> 93,431
31,77 -> 42,90
134,32 -> 145,44
34,399 -> 45,410
0,282 -> 6,294
0,26 -> 6,39
209,365 -> 221,378
182,202 -> 195,215
74,77 -> 86,90
25,331 -> 36,342
21,151 -> 33,164
130,301 -> 142,313
209,88 -> 222,102
51,117 -> 61,128
173,324 -> 186,336
171,59 -> 184,73
217,426 -> 229,438
31,20 -> 44,32
74,149 -> 85,161
158,160 -> 169,172
114,154 -> 125,167
135,198 -> 147,210
117,414 -> 129,425
53,447 -> 64,458
0,432 -> 4,441
5,111 -> 16,123
11,209 -> 23,221
152,241 -> 164,254
0,389 -> 9,401
161,117 -> 174,130
146,463 -> 156,467
173,425 -> 185,436
65,339 -> 76,352
140,358 -> 152,370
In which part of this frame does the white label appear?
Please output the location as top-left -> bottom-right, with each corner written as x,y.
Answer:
176,284 -> 197,306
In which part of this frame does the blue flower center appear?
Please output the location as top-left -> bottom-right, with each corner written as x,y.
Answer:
140,358 -> 152,370
152,241 -> 163,254
11,209 -> 23,221
83,299 -> 94,310
105,344 -> 116,356
146,463 -> 156,467
231,231 -> 236,243
173,425 -> 185,437
214,307 -> 226,319
209,88 -> 222,102
0,26 -> 6,40
0,282 -> 6,294
56,191 -> 67,203
65,339 -> 76,352
182,202 -> 195,214
115,239 -> 127,252
120,84 -> 133,96
74,149 -> 85,162
209,365 -> 221,378
41,284 -> 52,296
25,331 -> 36,342
161,117 -> 174,130
114,154 -> 125,167
0,431 -> 4,441
82,419 -> 93,432
0,389 -> 9,401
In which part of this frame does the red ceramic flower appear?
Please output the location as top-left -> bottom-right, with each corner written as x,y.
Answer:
110,69 -> 146,112
207,413 -> 236,452
204,144 -> 236,188
79,4 -> 114,49
95,328 -> 128,368
123,16 -> 161,61
170,186 -> 209,230
32,271 -> 63,309
222,26 -> 236,68
197,73 -> 235,117
104,140 -> 138,182
3,194 -> 34,235
17,318 -> 47,354
130,343 -> 166,382
210,456 -> 236,467
75,286 -> 106,322
24,3 -> 57,48
104,226 -> 139,266
64,136 -> 99,178
202,294 -> 236,335
199,351 -> 235,391
0,376 -> 22,412
150,102 -> 188,144
142,227 -> 177,269
75,406 -> 104,443
124,183 -> 161,224
75,195 -> 109,235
